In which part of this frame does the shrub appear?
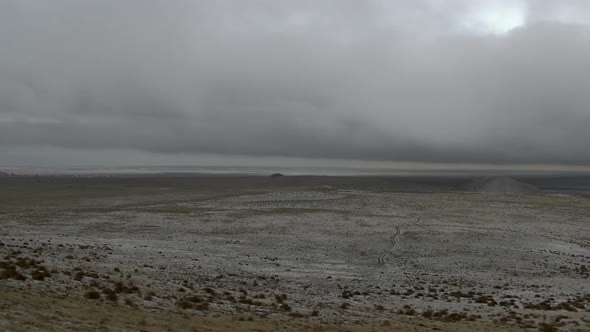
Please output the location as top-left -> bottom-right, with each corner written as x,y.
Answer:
288,312 -> 305,318
85,291 -> 101,300
103,289 -> 118,301
144,291 -> 156,301
31,268 -> 51,281
176,300 -> 192,309
0,264 -> 26,281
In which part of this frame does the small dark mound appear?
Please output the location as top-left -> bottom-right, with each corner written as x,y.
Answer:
271,173 -> 284,177
465,177 -> 540,195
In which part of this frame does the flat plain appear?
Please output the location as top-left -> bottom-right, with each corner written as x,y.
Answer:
1,174 -> 589,331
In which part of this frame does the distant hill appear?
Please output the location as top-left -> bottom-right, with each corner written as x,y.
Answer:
464,177 -> 540,195
0,171 -> 10,177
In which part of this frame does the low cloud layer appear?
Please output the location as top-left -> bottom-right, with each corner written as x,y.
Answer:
1,1 -> 590,165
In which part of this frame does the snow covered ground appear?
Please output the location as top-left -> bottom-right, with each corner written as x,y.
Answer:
1,176 -> 589,331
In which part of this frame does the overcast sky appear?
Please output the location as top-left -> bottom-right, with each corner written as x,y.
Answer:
1,0 -> 590,167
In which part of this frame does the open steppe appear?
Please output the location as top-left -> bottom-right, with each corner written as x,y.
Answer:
1,174 -> 589,331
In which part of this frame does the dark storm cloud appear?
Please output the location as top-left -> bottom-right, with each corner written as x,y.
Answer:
1,0 -> 590,165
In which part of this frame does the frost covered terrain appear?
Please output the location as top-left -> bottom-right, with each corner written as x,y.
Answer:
1,175 -> 589,331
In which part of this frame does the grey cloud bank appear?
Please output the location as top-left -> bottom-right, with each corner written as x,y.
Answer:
1,1 -> 590,166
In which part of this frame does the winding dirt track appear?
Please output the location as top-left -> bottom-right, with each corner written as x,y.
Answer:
377,226 -> 401,264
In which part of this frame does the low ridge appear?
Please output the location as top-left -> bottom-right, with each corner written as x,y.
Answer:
465,176 -> 540,194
